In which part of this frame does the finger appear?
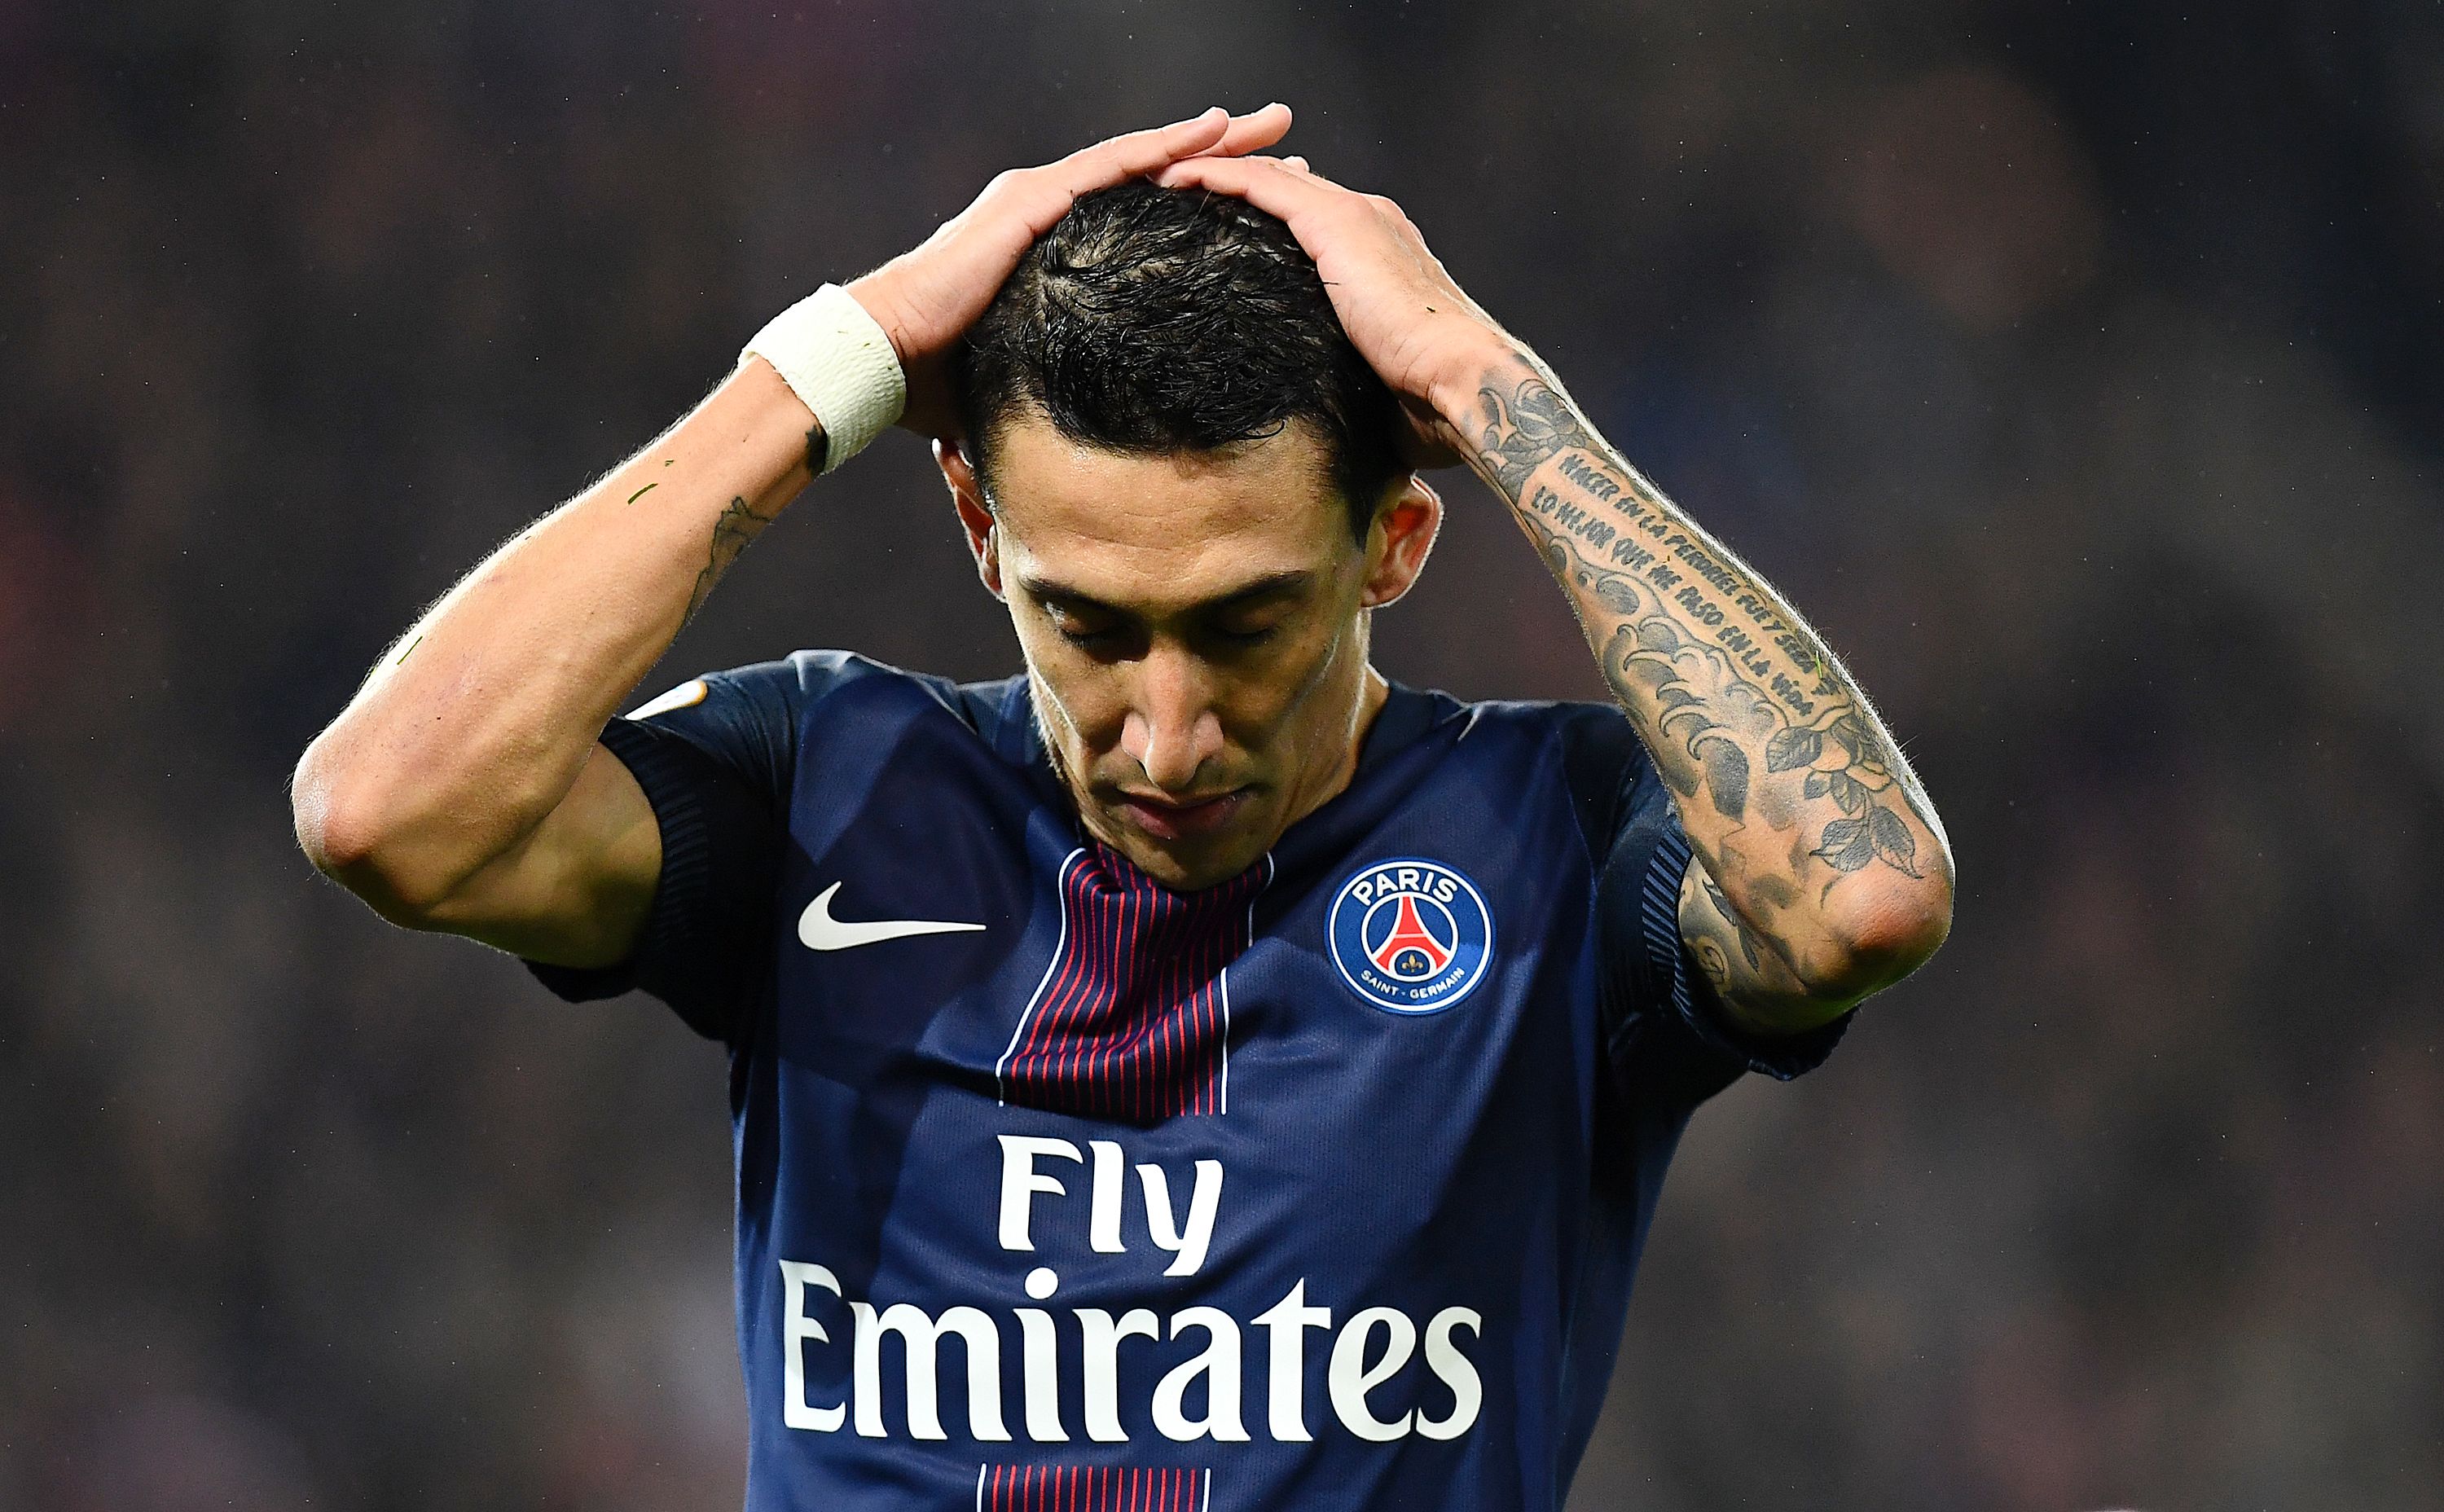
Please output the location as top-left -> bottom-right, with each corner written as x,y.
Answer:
1153,153 -> 1356,226
1010,108 -> 1231,223
1167,152 -> 1351,192
1195,102 -> 1294,160
1194,152 -> 1351,190
1273,156 -> 1352,192
1091,106 -> 1233,181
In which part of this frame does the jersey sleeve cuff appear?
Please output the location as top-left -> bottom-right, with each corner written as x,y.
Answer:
1637,826 -> 1852,1082
522,718 -> 734,1040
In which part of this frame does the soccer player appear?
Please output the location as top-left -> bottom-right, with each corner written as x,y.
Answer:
294,106 -> 1951,1510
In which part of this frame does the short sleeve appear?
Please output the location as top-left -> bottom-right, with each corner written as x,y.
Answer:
1564,710 -> 1853,1099
522,660 -> 807,1042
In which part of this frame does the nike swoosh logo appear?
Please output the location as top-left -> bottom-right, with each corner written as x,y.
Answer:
798,882 -> 987,952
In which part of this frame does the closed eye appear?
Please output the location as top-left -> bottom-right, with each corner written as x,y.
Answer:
1043,600 -> 1132,651
1024,571 -> 1313,657
1206,620 -> 1281,648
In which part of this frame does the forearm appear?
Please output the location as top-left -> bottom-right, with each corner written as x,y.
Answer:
293,358 -> 818,908
1447,346 -> 1952,994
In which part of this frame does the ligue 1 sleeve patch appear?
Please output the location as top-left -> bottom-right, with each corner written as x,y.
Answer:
1326,859 -> 1495,1014
626,677 -> 709,721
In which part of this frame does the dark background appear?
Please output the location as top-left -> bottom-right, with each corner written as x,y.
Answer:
5,2 -> 2441,1508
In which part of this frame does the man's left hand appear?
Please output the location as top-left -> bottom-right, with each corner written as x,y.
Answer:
1153,153 -> 1514,468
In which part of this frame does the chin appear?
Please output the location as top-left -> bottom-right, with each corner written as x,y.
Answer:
1097,813 -> 1272,893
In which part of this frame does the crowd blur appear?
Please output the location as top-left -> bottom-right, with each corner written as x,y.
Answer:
3,2 -> 2439,1508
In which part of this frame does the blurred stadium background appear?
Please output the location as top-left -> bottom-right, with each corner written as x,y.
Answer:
4,2 -> 2441,1508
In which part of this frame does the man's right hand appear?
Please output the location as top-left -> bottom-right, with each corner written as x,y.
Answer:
848,104 -> 1293,439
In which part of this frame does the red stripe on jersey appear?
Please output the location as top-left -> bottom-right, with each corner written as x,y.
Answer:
1004,842 -> 1265,1120
982,1465 -> 1209,1512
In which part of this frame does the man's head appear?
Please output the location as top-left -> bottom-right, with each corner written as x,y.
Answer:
939,182 -> 1442,890
954,181 -> 1407,538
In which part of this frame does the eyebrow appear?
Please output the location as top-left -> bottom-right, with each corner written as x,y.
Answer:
1015,569 -> 1317,617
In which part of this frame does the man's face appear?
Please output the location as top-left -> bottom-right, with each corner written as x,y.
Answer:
954,415 -> 1417,891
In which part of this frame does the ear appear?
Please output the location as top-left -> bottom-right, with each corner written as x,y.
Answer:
934,437 -> 1004,600
1359,474 -> 1443,609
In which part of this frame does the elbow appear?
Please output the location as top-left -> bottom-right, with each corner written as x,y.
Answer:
289,736 -> 363,877
1856,877 -> 1954,982
290,737 -> 462,925
1800,869 -> 1954,1005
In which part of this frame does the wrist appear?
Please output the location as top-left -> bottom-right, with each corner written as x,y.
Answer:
1424,327 -> 1532,439
729,355 -> 828,474
842,271 -> 919,372
740,284 -> 907,473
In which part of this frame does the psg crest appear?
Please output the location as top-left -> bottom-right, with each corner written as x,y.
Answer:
1326,859 -> 1495,1014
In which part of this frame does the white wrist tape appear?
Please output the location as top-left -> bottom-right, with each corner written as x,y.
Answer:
741,284 -> 906,473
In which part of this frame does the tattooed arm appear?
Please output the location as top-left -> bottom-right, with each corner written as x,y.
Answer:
1470,356 -> 1952,1027
1158,152 -> 1953,1031
292,107 -> 1296,965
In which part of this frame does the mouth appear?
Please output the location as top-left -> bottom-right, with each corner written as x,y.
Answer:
1109,786 -> 1255,842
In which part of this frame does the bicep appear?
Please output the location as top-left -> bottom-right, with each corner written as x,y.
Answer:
421,741 -> 662,969
1676,852 -> 1852,1036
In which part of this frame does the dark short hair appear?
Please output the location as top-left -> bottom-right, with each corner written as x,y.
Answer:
952,182 -> 1406,542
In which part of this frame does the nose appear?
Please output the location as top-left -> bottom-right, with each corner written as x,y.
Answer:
1119,646 -> 1225,793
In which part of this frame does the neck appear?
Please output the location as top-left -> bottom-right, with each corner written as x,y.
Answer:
1282,662 -> 1391,833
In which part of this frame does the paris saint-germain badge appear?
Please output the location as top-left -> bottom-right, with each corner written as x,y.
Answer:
1326,859 -> 1496,1014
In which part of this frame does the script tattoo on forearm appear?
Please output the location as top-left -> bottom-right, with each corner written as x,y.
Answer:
1473,366 -> 1943,921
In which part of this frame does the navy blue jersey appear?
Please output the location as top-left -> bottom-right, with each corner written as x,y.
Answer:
529,652 -> 1847,1511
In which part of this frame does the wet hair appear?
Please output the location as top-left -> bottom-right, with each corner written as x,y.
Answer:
952,181 -> 1406,542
